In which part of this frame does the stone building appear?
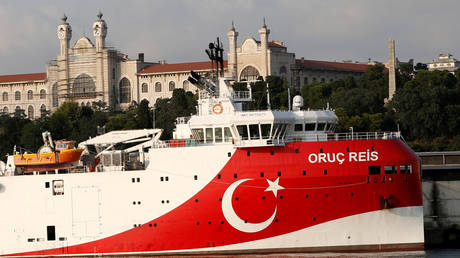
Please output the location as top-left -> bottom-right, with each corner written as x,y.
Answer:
0,14 -> 373,119
428,54 -> 460,73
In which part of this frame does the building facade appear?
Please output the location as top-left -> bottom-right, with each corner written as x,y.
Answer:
428,54 -> 460,73
0,14 -> 373,119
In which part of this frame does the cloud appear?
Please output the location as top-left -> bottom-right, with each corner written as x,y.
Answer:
0,0 -> 459,74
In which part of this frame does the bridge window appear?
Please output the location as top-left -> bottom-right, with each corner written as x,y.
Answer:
384,165 -> 396,174
305,123 -> 316,131
368,165 -> 381,175
249,124 -> 260,140
205,128 -> 213,143
400,165 -> 412,174
236,125 -> 249,140
191,128 -> 204,143
317,123 -> 326,131
294,124 -> 303,131
215,128 -> 223,143
261,124 -> 271,139
224,127 -> 232,142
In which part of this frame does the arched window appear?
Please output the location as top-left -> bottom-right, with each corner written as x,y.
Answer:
119,77 -> 131,104
40,104 -> 46,114
303,77 -> 308,85
27,105 -> 34,119
52,83 -> 59,107
81,102 -> 85,106
169,81 -> 175,91
15,91 -> 21,100
73,73 -> 96,98
279,66 -> 287,75
183,80 -> 190,91
15,106 -> 21,112
40,89 -> 46,99
141,83 -> 148,93
321,78 -> 326,82
2,92 -> 7,101
2,107 -> 8,113
240,66 -> 260,81
155,82 -> 162,92
86,102 -> 91,107
27,90 -> 33,100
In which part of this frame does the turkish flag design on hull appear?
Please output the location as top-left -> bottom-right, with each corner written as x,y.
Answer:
8,139 -> 423,256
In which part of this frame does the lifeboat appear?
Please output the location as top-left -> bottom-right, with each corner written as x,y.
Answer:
13,132 -> 83,172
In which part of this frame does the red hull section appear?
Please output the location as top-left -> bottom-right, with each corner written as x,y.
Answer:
8,139 -> 423,256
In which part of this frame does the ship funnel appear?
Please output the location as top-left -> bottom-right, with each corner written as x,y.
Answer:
292,95 -> 303,111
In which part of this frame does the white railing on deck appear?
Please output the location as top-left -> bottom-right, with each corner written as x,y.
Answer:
150,131 -> 402,149
287,131 -> 401,143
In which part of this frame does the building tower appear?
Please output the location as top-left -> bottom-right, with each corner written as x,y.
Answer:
388,38 -> 396,101
93,11 -> 107,102
227,21 -> 238,79
258,18 -> 270,78
56,14 -> 72,104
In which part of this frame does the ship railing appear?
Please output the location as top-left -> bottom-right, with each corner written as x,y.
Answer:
230,91 -> 252,101
175,116 -> 191,125
287,131 -> 401,142
152,139 -> 206,149
150,132 -> 401,149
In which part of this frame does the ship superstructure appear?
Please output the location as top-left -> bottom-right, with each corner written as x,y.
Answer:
0,76 -> 423,256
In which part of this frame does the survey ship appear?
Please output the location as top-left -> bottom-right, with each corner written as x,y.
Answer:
0,75 -> 423,256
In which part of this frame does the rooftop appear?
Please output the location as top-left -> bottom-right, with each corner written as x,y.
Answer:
0,73 -> 46,84
139,61 -> 228,74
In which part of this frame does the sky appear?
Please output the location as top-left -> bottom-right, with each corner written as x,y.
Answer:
0,0 -> 459,75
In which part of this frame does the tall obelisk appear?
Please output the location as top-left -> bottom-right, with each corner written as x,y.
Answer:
388,38 -> 396,101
